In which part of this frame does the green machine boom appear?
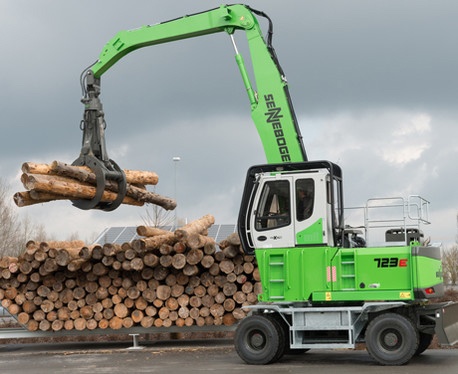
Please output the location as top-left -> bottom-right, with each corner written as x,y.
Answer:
72,4 -> 306,211
70,3 -> 458,367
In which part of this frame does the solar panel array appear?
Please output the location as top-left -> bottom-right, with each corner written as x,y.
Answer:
94,224 -> 237,245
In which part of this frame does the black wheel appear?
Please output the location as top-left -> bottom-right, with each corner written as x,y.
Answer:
365,313 -> 419,366
266,312 -> 309,356
415,333 -> 433,356
264,314 -> 287,362
235,314 -> 285,365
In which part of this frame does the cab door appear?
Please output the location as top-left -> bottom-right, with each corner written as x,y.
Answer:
293,171 -> 333,246
249,176 -> 295,249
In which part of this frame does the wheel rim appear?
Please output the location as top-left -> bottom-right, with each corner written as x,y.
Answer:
380,329 -> 402,351
248,329 -> 267,351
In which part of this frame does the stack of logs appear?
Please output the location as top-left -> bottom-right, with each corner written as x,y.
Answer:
14,161 -> 176,210
0,215 -> 261,332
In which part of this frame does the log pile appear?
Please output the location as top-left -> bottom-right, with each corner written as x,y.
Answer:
14,161 -> 176,210
0,215 -> 261,332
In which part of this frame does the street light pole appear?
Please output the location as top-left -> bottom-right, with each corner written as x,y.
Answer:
172,156 -> 181,229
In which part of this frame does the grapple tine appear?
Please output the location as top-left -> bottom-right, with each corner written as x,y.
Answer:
71,155 -> 127,211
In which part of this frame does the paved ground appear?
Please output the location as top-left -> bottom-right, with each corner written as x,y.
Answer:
0,339 -> 457,374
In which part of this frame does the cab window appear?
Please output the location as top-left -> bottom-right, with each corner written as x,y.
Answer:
296,179 -> 314,221
255,180 -> 290,230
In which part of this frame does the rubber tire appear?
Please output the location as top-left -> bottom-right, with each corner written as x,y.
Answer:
365,313 -> 419,366
266,313 -> 310,356
235,314 -> 285,365
264,314 -> 287,362
415,333 -> 433,356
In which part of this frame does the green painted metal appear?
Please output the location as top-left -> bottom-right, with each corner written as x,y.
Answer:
255,244 -> 443,303
255,247 -> 329,302
296,219 -> 324,245
91,5 -> 251,78
412,246 -> 444,292
414,255 -> 442,288
88,4 -> 306,164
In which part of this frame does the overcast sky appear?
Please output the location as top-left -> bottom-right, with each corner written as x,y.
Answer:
1,0 -> 457,247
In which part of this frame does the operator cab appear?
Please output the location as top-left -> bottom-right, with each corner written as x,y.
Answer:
238,161 -> 344,254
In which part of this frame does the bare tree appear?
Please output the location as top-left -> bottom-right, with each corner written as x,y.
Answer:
0,178 -> 50,257
447,214 -> 458,285
442,244 -> 458,285
141,203 -> 175,228
33,223 -> 49,243
65,231 -> 81,242
84,231 -> 100,245
0,179 -> 21,256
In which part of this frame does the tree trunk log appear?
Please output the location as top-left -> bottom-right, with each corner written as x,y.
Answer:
20,173 -> 143,206
133,233 -> 175,251
137,226 -> 171,237
174,214 -> 215,241
13,191 -> 66,207
186,249 -> 203,266
171,254 -> 186,270
22,161 -> 159,185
